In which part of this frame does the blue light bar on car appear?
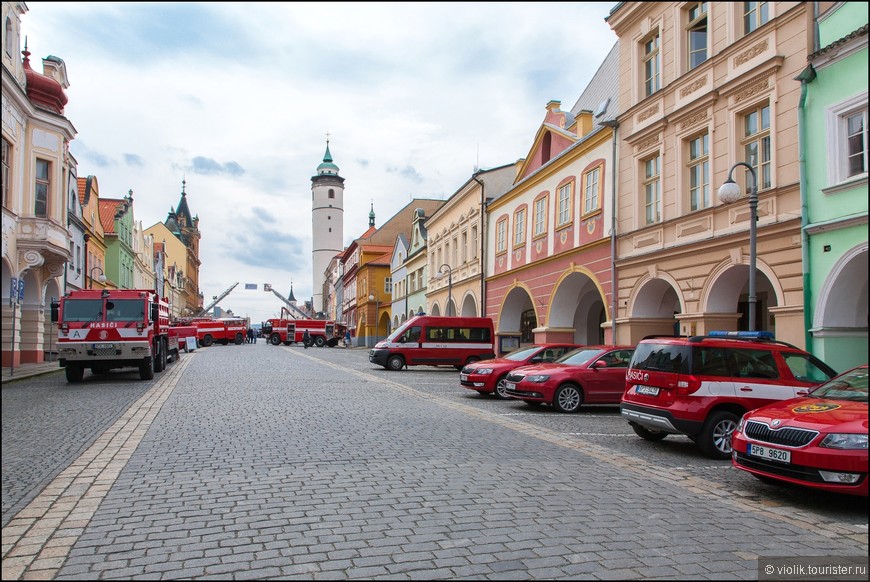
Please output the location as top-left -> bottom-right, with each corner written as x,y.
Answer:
708,330 -> 775,340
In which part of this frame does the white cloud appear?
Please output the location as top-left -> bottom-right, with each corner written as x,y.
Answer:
21,1 -> 617,322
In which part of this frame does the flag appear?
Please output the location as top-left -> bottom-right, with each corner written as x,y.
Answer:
263,284 -> 272,292
245,283 -> 257,290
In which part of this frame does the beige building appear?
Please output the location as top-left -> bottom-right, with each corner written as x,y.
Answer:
426,164 -> 514,318
2,1 -> 75,365
607,2 -> 812,346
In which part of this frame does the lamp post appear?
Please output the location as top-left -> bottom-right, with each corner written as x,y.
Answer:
718,162 -> 758,332
90,266 -> 106,289
438,263 -> 453,316
368,291 -> 380,344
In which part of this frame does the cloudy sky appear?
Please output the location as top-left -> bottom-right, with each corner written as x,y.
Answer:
21,2 -> 618,322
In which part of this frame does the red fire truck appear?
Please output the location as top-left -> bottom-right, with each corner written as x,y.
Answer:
51,289 -> 176,383
261,318 -> 344,347
176,317 -> 248,347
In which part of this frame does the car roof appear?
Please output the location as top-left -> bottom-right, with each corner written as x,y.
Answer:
637,334 -> 801,351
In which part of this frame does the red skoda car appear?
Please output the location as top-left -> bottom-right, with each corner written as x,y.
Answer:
460,344 -> 580,399
504,346 -> 635,413
732,365 -> 868,497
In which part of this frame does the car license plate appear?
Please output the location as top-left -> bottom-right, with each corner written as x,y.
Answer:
635,385 -> 660,396
460,374 -> 469,381
505,382 -> 516,391
93,343 -> 115,350
748,443 -> 791,464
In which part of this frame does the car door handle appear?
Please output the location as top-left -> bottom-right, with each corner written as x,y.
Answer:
739,386 -> 753,392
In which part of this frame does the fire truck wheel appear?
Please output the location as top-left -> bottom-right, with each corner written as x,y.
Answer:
201,335 -> 214,347
65,364 -> 84,383
314,336 -> 326,348
160,340 -> 168,370
270,334 -> 281,346
139,357 -> 155,381
234,333 -> 244,345
154,340 -> 165,373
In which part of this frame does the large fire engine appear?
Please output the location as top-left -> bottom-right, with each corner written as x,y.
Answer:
261,318 -> 344,347
51,289 -> 176,383
174,317 -> 248,347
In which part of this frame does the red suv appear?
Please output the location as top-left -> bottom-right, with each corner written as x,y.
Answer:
621,332 -> 837,459
460,344 -> 580,399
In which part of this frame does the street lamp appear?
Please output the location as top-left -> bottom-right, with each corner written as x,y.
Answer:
718,161 -> 758,332
438,263 -> 453,316
368,291 -> 380,344
90,266 -> 106,289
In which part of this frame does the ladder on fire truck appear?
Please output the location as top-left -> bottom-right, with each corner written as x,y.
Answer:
270,288 -> 308,319
194,282 -> 239,317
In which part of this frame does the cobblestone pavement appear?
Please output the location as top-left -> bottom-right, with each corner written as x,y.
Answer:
2,344 -> 867,580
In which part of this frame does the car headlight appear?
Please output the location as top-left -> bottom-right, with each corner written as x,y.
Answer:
476,368 -> 493,375
526,375 -> 550,383
819,433 -> 869,450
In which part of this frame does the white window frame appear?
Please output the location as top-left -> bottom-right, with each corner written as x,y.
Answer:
496,218 -> 507,253
686,2 -> 708,71
533,196 -> 548,237
688,132 -> 710,211
741,102 -> 772,191
643,154 -> 661,225
584,168 -> 600,214
826,92 -> 869,186
514,207 -> 526,246
557,183 -> 572,226
743,1 -> 769,35
642,31 -> 661,98
35,158 -> 50,217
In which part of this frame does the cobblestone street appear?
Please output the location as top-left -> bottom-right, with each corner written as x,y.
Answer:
2,344 -> 867,580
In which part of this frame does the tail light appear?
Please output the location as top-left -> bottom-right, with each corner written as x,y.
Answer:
676,375 -> 702,395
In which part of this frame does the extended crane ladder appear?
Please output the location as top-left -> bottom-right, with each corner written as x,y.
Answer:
195,282 -> 239,317
270,288 -> 308,319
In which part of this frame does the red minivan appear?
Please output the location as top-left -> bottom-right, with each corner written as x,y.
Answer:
369,316 -> 495,371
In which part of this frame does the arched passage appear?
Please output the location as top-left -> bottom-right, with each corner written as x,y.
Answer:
496,284 -> 535,346
705,262 -> 778,333
813,244 -> 868,371
459,292 -> 478,317
549,270 -> 607,345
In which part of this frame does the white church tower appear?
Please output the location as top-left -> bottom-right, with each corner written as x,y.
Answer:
310,139 -> 344,314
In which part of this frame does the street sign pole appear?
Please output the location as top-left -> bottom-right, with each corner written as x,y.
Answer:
9,277 -> 16,377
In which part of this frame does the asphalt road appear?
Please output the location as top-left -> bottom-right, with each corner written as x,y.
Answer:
2,343 -> 867,580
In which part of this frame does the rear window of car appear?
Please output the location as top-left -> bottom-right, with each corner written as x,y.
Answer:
630,343 -> 690,374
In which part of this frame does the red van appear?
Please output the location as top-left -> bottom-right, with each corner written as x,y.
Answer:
369,316 -> 495,371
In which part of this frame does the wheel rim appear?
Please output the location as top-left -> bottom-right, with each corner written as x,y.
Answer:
495,378 -> 508,398
712,418 -> 737,454
557,387 -> 581,411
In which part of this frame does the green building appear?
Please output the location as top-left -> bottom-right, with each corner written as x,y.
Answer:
802,2 -> 868,372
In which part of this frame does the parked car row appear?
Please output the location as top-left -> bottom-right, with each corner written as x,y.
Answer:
455,332 -> 867,498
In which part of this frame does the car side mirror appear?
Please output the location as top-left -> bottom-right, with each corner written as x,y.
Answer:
50,301 -> 59,323
592,360 -> 608,368
530,356 -> 543,363
151,303 -> 159,322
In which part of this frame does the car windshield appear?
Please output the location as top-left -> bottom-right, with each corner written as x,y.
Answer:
105,300 -> 145,322
808,367 -> 869,402
504,346 -> 541,361
62,299 -> 103,322
556,348 -> 603,366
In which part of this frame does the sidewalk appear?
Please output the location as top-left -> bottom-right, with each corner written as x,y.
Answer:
2,360 -> 63,384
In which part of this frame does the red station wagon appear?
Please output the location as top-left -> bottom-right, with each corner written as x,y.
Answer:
621,332 -> 838,459
732,365 -> 868,497
460,344 -> 580,399
504,346 -> 636,413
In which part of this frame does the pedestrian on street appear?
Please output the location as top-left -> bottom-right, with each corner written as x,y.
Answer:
252,328 -> 257,344
246,328 -> 253,344
344,329 -> 351,348
302,329 -> 311,349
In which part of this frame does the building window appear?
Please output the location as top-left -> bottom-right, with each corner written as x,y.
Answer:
496,218 -> 507,253
642,31 -> 661,97
514,208 -> 526,246
687,3 -> 708,70
35,158 -> 50,217
461,230 -> 467,263
688,132 -> 710,211
743,2 -> 769,35
643,155 -> 661,225
1,137 -> 10,208
557,183 -> 572,226
328,188 -> 335,199
533,196 -> 548,237
583,168 -> 601,214
385,277 -> 392,294
845,109 -> 867,178
471,225 -> 478,259
742,103 -> 771,190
